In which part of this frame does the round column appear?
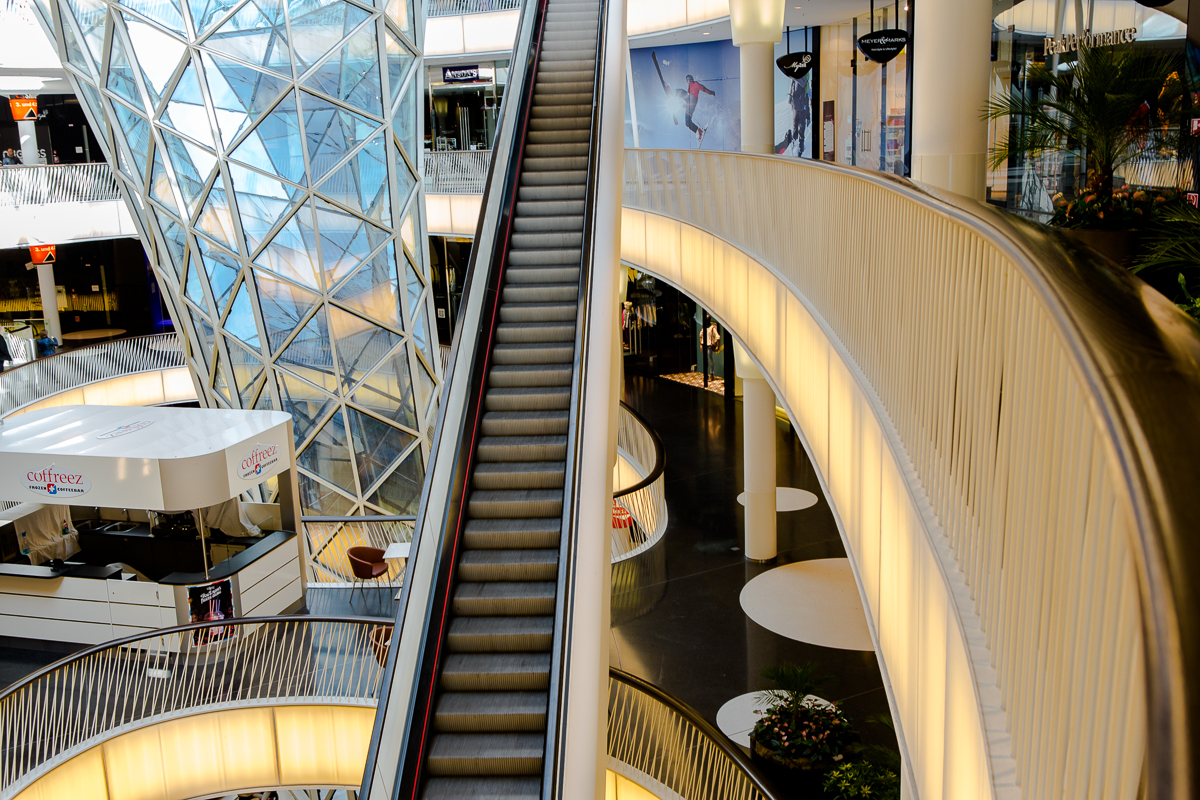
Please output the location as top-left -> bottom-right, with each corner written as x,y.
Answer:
733,343 -> 777,562
36,263 -> 62,343
729,0 -> 784,156
18,117 -> 40,166
911,0 -> 992,199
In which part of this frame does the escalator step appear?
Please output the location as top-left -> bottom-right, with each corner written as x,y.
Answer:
492,340 -> 576,363
503,267 -> 581,287
494,322 -> 577,344
467,490 -> 564,520
514,213 -> 585,231
423,777 -> 541,800
477,435 -> 568,462
481,410 -> 570,436
441,653 -> 552,691
474,461 -> 566,491
463,519 -> 562,550
497,302 -> 577,321
426,733 -> 545,776
434,692 -> 549,732
458,549 -> 560,581
510,231 -> 584,249
447,616 -> 555,652
488,363 -> 573,387
453,581 -> 557,616
484,386 -> 573,411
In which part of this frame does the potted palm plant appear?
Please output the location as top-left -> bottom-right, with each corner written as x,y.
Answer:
750,663 -> 857,789
983,44 -> 1185,263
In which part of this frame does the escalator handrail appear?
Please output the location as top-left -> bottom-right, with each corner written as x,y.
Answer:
540,0 -> 612,795
373,0 -> 555,796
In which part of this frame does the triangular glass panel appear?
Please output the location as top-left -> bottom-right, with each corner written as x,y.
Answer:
393,138 -> 415,211
278,372 -> 336,447
223,279 -> 261,348
185,300 -> 216,360
196,235 -> 241,313
212,346 -> 234,403
402,246 -> 423,322
106,29 -> 142,109
277,304 -> 338,391
384,0 -> 413,38
254,201 -> 321,289
333,245 -> 401,329
189,0 -> 244,36
227,161 -> 299,253
297,409 -> 356,493
76,80 -> 109,143
202,51 -> 290,149
288,0 -> 370,74
255,381 -> 275,410
253,269 -> 319,354
329,306 -> 401,391
410,303 -> 434,366
415,353 -> 436,417
60,8 -> 93,76
297,471 -> 355,516
230,90 -> 307,185
195,171 -> 240,252
113,103 -> 153,180
367,447 -> 423,515
346,406 -> 415,494
224,337 -> 264,405
313,197 -> 389,287
161,60 -> 217,150
351,348 -> 416,429
153,208 -> 188,278
121,0 -> 187,35
318,134 -> 389,224
124,17 -> 187,108
303,20 -> 383,118
63,0 -> 106,64
160,129 -> 217,214
301,90 -> 379,183
149,149 -> 182,220
384,28 -> 413,108
394,69 -> 418,161
204,0 -> 291,76
184,260 -> 208,311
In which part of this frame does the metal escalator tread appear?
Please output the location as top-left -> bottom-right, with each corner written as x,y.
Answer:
419,0 -> 598,794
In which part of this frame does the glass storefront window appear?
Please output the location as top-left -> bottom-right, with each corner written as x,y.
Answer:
424,59 -> 509,151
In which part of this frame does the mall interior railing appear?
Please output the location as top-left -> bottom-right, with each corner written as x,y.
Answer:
423,149 -> 491,194
609,669 -> 776,800
0,162 -> 121,207
0,616 -> 390,797
301,515 -> 416,587
622,148 -> 1200,800
426,0 -> 520,16
0,332 -> 185,418
612,401 -> 667,562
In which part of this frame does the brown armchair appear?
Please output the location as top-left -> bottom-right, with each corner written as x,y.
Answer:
347,546 -> 388,605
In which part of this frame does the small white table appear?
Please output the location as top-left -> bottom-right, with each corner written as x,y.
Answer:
383,542 -> 411,598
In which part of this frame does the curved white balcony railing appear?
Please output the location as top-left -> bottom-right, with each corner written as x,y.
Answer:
620,148 -> 1200,800
424,149 -> 492,195
427,0 -> 520,15
0,333 -> 188,419
612,402 -> 667,562
0,163 -> 121,207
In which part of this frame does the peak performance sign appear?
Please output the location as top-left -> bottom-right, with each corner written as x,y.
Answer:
1045,27 -> 1138,55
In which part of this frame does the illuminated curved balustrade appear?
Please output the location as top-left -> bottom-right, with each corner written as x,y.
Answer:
612,402 -> 667,563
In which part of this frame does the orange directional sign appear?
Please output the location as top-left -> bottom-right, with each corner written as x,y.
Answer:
29,244 -> 56,264
8,97 -> 37,121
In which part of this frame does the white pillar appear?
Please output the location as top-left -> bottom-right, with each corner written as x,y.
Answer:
36,262 -> 62,343
739,42 -> 775,154
733,343 -> 776,562
18,118 -> 40,166
729,0 -> 784,156
910,0 -> 992,200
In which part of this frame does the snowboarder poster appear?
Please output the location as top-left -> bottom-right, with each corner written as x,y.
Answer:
627,40 -> 741,151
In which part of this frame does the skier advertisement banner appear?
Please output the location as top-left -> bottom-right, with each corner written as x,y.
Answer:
774,40 -> 813,158
627,40 -> 742,151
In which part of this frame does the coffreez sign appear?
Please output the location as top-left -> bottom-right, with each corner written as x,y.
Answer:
26,465 -> 92,497
238,443 -> 281,480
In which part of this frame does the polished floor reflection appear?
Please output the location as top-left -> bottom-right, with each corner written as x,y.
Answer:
612,374 -> 897,790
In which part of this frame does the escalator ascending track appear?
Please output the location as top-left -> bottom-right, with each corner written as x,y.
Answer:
415,0 -> 602,797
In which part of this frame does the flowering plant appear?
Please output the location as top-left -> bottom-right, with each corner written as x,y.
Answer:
1050,185 -> 1178,230
751,698 -> 856,767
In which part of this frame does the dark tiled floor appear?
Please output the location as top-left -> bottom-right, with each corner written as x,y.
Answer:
302,585 -> 398,619
612,374 -> 897,764
0,637 -> 85,691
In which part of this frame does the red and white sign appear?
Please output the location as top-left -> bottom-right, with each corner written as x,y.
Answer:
25,465 -> 92,498
238,443 -> 281,480
1188,192 -> 1199,209
8,97 -> 37,121
612,503 -> 633,529
29,244 -> 55,264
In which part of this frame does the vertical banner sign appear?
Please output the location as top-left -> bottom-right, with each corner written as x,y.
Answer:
822,102 -> 836,162
8,97 -> 37,121
29,244 -> 56,264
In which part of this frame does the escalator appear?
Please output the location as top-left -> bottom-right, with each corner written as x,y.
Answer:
386,0 -> 609,797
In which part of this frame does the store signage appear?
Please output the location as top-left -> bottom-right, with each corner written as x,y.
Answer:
1187,193 -> 1199,209
856,29 -> 908,64
8,96 -> 37,121
29,244 -> 55,264
187,578 -> 235,645
1191,118 -> 1200,136
612,503 -> 633,529
443,65 -> 480,84
1133,0 -> 1172,7
96,420 -> 154,439
1044,28 -> 1138,55
776,51 -> 814,80
25,465 -> 92,497
238,442 -> 281,480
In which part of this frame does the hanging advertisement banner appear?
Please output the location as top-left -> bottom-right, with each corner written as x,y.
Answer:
187,578 -> 235,645
8,97 -> 37,121
776,51 -> 814,79
29,244 -> 55,264
856,29 -> 909,64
